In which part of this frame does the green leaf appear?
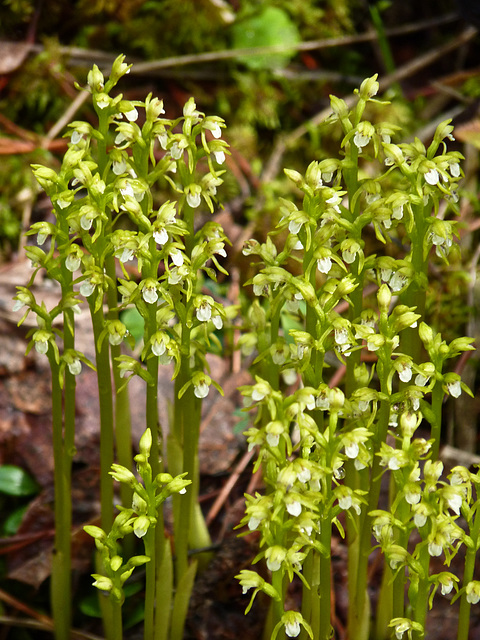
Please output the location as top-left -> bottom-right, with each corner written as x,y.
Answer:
231,7 -> 300,70
0,465 -> 39,496
3,504 -> 28,536
120,306 -> 145,344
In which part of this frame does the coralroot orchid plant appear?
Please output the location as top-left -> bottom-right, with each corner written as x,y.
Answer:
14,56 -> 477,640
235,76 -> 476,640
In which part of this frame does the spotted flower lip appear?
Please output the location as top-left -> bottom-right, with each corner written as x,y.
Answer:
196,300 -> 212,322
424,168 -> 439,185
193,380 -> 210,398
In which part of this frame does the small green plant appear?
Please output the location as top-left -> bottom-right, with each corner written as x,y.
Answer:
15,55 -> 230,640
235,77 -> 476,640
13,57 -> 477,640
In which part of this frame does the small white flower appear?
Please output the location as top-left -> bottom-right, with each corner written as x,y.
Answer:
71,130 -> 82,144
212,315 -> 223,330
170,142 -> 183,159
428,541 -> 443,557
168,268 -> 183,285
450,162 -> 460,178
194,381 -> 210,399
392,205 -> 404,220
266,433 -> 280,447
67,358 -> 82,375
80,280 -> 95,297
124,107 -> 138,122
296,466 -> 311,484
446,493 -> 463,515
112,158 -> 127,175
170,249 -> 184,267
143,285 -> 158,304
213,150 -> 225,164
134,515 -> 150,539
285,619 -> 301,638
251,388 -> 266,402
207,122 -> 222,138
440,577 -> 454,595
345,442 -> 359,459
186,191 -> 201,208
151,337 -> 166,357
35,338 -> 49,355
12,299 -> 26,312
393,620 -> 410,639
425,168 -> 439,185
338,494 -> 353,510
447,380 -> 462,398
196,301 -> 212,322
389,272 -> 407,292
342,249 -> 356,264
466,582 -> 480,604
398,362 -> 412,383
334,327 -> 349,345
415,374 -> 430,387
353,132 -> 371,150
288,220 -> 303,235
81,215 -> 93,230
248,516 -> 262,531
118,248 -> 134,263
317,256 -> 332,274
414,513 -> 427,528
96,94 -> 110,109
286,501 -> 302,517
153,228 -> 169,245
65,253 -> 81,272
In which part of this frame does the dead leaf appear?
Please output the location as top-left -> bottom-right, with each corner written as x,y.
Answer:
0,41 -> 31,75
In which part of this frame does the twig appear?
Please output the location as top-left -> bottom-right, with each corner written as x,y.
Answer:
16,12 -> 459,74
206,447 -> 256,525
44,87 -> 91,143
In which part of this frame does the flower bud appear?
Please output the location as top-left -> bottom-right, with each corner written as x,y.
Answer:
265,545 -> 287,572
359,74 -> 379,99
87,65 -> 105,92
377,284 -> 391,310
139,428 -> 152,458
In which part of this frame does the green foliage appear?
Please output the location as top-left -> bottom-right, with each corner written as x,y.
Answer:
231,6 -> 300,70
0,465 -> 39,496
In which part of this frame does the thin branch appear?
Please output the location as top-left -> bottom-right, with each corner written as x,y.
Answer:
18,12 -> 459,74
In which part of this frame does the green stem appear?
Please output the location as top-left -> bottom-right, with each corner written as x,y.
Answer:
318,519 -> 332,640
143,526 -> 156,640
173,359 -> 201,579
350,396 -> 390,640
412,548 -> 430,637
90,304 -> 115,533
49,353 -> 71,640
111,600 -> 123,640
430,379 -> 444,461
401,202 -> 427,365
457,501 -> 480,640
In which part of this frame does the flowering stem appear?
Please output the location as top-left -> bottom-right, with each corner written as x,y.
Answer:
430,379 -> 444,461
401,201 -> 427,365
173,356 -> 201,578
412,547 -> 430,637
457,500 -> 480,640
318,504 -> 333,639
90,302 -> 115,532
143,526 -> 156,640
48,349 -> 71,640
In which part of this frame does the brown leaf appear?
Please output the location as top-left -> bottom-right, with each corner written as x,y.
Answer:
0,41 -> 31,75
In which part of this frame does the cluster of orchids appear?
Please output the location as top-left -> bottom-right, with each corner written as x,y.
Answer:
14,55 -> 231,640
236,77 -> 476,640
